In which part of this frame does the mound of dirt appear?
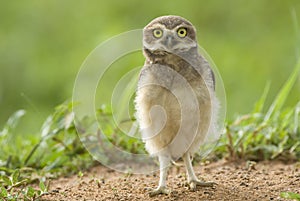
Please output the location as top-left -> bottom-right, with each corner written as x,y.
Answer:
41,160 -> 300,201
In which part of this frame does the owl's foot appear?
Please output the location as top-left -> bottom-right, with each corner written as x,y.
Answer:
149,186 -> 171,197
188,180 -> 216,191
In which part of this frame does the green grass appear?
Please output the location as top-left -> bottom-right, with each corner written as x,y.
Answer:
281,192 -> 300,201
0,102 -> 93,173
214,58 -> 300,161
0,169 -> 49,201
0,59 -> 299,200
0,103 -> 93,200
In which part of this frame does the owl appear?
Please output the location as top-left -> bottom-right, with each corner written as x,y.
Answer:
135,15 -> 219,196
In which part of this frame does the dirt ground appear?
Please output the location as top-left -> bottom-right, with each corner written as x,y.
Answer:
41,160 -> 300,201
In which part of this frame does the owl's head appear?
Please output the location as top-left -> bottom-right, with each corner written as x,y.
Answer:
143,15 -> 198,55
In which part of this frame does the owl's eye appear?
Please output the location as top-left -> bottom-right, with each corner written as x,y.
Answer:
177,28 -> 187,38
153,29 -> 163,38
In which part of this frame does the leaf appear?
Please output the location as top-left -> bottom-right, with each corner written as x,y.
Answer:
0,167 -> 12,174
0,187 -> 8,197
280,192 -> 300,200
253,81 -> 271,113
39,180 -> 46,192
26,186 -> 35,198
294,102 -> 300,134
1,175 -> 12,186
14,179 -> 28,187
41,116 -> 53,138
264,58 -> 300,122
11,169 -> 20,185
0,110 -> 26,137
78,171 -> 83,178
291,8 -> 300,58
64,112 -> 75,130
290,141 -> 300,153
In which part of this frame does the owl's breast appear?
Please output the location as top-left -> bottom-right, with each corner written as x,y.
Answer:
139,61 -> 211,101
137,62 -> 212,129
135,62 -> 215,158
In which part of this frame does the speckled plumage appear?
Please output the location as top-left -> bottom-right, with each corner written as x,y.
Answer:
135,15 -> 218,196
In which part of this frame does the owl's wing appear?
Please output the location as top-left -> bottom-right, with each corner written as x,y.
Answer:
209,67 -> 216,91
194,55 -> 216,91
138,61 -> 151,83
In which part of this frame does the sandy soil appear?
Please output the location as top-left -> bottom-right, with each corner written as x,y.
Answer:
40,160 -> 300,201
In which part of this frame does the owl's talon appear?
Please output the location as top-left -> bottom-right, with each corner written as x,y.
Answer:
149,186 -> 171,197
189,180 -> 216,191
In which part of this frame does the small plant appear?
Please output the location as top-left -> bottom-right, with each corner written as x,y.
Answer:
0,169 -> 49,201
280,192 -> 300,201
214,58 -> 300,161
77,171 -> 84,178
0,102 -> 93,200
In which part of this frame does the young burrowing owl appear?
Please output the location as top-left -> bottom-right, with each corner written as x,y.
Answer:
135,15 -> 219,196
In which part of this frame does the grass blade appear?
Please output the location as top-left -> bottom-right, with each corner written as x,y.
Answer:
253,81 -> 271,113
294,102 -> 300,134
264,59 -> 300,122
0,110 -> 26,137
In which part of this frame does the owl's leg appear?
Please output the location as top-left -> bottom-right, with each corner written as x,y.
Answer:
149,154 -> 171,197
183,153 -> 216,191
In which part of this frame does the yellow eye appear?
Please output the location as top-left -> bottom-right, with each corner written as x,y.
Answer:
153,29 -> 163,38
177,28 -> 187,38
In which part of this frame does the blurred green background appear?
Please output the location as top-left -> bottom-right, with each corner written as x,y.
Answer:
1,0 -> 300,133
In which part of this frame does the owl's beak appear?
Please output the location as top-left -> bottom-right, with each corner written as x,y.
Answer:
165,35 -> 174,48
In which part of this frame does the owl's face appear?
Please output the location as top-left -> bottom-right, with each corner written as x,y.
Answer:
143,16 -> 198,54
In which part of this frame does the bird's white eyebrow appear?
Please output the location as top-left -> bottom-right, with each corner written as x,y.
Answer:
174,23 -> 189,30
148,23 -> 189,31
149,24 -> 167,30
